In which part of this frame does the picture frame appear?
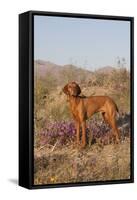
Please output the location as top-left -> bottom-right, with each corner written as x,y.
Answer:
19,10 -> 134,189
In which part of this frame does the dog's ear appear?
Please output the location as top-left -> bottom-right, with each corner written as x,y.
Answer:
75,84 -> 81,96
63,84 -> 69,95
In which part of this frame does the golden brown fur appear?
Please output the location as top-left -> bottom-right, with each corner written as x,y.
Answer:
63,82 -> 120,148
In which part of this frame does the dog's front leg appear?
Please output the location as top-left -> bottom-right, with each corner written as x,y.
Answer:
75,120 -> 80,146
81,121 -> 86,148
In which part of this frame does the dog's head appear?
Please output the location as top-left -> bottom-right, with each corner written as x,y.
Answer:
63,82 -> 81,97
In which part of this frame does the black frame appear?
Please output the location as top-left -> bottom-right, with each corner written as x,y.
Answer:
19,10 -> 134,189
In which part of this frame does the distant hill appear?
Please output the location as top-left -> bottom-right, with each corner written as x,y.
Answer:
95,66 -> 115,74
34,60 -> 123,86
34,60 -> 63,77
34,60 -> 93,75
34,60 -> 93,85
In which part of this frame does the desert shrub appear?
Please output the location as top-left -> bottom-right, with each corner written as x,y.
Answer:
91,67 -> 130,88
110,68 -> 130,88
35,119 -> 115,148
60,65 -> 76,83
44,71 -> 57,90
90,71 -> 106,86
34,78 -> 71,132
89,67 -> 130,112
45,101 -> 71,121
109,68 -> 130,112
60,65 -> 91,85
34,79 -> 48,122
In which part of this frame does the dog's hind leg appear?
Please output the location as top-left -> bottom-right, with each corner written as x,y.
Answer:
102,112 -> 120,143
105,112 -> 120,143
109,117 -> 120,143
102,112 -> 108,123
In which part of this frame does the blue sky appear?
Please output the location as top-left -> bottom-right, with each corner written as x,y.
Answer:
34,15 -> 130,70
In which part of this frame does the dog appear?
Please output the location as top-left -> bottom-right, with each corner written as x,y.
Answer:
63,82 -> 120,148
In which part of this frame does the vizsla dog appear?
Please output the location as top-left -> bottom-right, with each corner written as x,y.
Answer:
63,82 -> 120,148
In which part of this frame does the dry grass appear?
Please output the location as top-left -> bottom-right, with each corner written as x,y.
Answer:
34,137 -> 130,185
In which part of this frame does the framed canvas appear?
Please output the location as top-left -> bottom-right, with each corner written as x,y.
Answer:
19,11 -> 134,189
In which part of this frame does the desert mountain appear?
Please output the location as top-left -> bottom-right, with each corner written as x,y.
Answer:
34,60 -> 117,86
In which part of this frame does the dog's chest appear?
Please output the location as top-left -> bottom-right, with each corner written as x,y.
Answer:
70,100 -> 86,120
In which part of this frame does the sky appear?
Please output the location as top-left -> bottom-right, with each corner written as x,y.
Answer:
34,15 -> 130,70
